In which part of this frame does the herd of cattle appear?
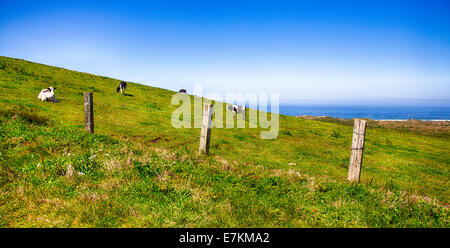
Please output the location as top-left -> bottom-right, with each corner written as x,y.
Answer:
37,82 -> 246,117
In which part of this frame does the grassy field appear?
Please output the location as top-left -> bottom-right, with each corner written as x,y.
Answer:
0,56 -> 448,227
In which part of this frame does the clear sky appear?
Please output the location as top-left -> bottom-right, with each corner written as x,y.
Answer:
0,0 -> 449,104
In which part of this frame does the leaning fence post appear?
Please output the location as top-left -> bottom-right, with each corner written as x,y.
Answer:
84,92 -> 94,133
199,103 -> 214,154
348,118 -> 367,183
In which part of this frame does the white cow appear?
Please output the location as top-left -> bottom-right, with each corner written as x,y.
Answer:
38,86 -> 56,102
227,104 -> 246,119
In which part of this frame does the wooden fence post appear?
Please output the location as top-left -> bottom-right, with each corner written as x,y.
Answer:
84,92 -> 94,133
199,104 -> 214,154
348,118 -> 367,183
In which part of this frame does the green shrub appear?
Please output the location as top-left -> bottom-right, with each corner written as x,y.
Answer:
0,106 -> 48,125
331,130 -> 342,138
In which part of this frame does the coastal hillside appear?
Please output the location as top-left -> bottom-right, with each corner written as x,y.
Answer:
0,56 -> 448,227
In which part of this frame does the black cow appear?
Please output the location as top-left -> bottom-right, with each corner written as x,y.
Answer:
117,81 -> 127,94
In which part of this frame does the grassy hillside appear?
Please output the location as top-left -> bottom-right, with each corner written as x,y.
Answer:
0,56 -> 448,227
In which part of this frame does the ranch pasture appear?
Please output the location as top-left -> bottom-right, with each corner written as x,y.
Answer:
0,56 -> 448,227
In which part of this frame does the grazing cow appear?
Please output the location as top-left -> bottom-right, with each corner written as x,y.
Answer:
179,89 -> 187,93
117,81 -> 127,94
227,104 -> 246,119
38,86 -> 56,102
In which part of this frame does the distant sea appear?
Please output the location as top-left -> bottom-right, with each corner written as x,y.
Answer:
278,104 -> 450,120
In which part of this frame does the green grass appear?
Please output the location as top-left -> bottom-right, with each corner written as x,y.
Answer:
0,56 -> 448,227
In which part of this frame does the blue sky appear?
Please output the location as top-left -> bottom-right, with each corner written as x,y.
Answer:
0,0 -> 449,104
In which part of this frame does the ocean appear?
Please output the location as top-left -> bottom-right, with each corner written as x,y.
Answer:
278,104 -> 450,120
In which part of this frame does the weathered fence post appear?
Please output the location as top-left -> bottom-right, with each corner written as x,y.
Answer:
199,103 -> 214,154
84,92 -> 94,133
348,118 -> 367,183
